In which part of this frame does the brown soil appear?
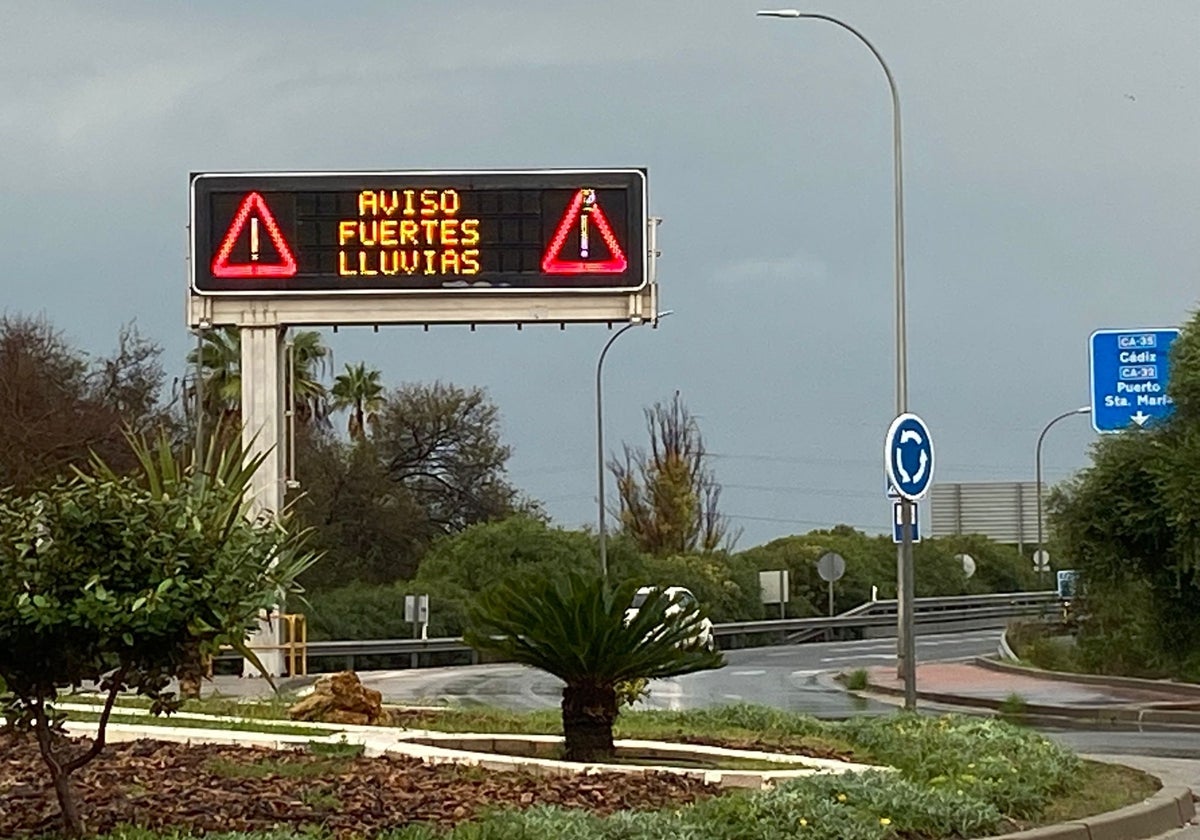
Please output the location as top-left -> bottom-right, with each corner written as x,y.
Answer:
0,732 -> 719,838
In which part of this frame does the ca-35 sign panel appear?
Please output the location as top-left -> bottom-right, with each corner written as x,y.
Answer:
190,169 -> 647,296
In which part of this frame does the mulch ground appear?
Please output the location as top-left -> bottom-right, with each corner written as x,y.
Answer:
1,732 -> 720,838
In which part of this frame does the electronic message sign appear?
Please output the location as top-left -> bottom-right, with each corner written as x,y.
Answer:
190,169 -> 647,296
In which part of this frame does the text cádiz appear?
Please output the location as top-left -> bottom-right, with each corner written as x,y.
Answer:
337,190 -> 482,277
1104,381 -> 1172,408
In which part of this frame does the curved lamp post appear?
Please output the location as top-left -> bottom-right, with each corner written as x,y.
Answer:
757,8 -> 915,709
1035,406 -> 1090,584
596,311 -> 674,579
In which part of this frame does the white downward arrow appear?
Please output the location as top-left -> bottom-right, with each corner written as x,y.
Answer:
1131,410 -> 1150,427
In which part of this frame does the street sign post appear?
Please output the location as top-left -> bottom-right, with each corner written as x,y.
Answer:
884,412 -> 933,715
1089,328 -> 1179,432
892,502 -> 920,543
1033,549 -> 1050,573
885,413 -> 935,500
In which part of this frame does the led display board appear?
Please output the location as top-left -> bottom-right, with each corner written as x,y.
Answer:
190,169 -> 647,296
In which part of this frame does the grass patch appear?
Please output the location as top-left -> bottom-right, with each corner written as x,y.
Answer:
65,691 -> 301,721
65,709 -> 334,738
1033,759 -> 1160,826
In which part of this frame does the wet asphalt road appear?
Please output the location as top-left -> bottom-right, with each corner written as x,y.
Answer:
351,629 -> 1200,758
356,629 -> 1000,715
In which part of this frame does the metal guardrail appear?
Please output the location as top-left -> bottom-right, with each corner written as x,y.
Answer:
294,590 -> 1058,672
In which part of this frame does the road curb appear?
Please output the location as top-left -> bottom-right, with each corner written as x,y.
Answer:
974,656 -> 1200,700
981,786 -> 1196,840
856,669 -> 1200,728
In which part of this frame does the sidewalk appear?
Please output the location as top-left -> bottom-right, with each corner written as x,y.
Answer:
864,660 -> 1200,724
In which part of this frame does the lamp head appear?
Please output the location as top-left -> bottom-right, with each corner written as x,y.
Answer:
756,9 -> 803,17
1075,406 -> 1091,414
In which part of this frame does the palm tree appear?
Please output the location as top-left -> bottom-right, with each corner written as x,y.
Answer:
187,328 -> 242,427
330,361 -> 384,440
186,328 -> 331,429
288,330 -> 332,427
464,569 -> 724,762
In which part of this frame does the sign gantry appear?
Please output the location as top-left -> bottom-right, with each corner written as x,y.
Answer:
188,169 -> 655,329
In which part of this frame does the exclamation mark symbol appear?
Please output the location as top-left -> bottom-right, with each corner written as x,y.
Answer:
250,217 -> 260,262
580,189 -> 595,258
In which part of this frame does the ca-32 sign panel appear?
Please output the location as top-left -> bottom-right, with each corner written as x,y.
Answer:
190,169 -> 647,296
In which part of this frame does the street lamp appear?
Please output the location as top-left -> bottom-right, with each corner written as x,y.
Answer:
1035,406 -> 1090,584
596,310 -> 674,580
757,9 -> 916,709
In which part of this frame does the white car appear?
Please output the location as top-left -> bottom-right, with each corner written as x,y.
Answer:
624,585 -> 716,651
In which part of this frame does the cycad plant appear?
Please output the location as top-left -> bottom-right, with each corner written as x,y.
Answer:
464,569 -> 724,762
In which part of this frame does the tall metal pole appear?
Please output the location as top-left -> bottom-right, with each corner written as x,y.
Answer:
596,322 -> 638,581
1035,406 -> 1090,584
595,311 -> 673,580
757,9 -> 914,709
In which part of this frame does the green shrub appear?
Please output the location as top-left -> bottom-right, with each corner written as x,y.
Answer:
999,692 -> 1028,717
843,668 -> 870,690
836,714 -> 1079,818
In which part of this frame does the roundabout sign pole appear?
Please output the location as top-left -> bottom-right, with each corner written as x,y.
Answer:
885,412 -> 935,711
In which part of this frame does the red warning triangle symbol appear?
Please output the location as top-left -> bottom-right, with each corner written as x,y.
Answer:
211,192 -> 298,278
541,189 -> 628,275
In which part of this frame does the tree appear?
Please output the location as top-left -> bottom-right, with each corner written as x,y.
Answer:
291,433 -> 432,587
610,392 -> 739,556
288,329 -> 332,427
187,327 -> 242,427
371,381 -> 527,533
1049,308 -> 1200,678
465,568 -> 723,762
331,361 -> 384,440
0,315 -> 171,492
0,432 -> 318,837
187,327 -> 330,429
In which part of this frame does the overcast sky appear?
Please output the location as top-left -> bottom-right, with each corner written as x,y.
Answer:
2,1 -> 1197,550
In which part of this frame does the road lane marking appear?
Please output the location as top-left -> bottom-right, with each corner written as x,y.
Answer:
731,670 -> 767,676
820,654 -> 894,663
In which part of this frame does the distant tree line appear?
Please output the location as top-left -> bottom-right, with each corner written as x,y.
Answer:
0,313 -> 1041,649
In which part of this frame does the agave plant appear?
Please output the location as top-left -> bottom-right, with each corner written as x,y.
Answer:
464,569 -> 724,762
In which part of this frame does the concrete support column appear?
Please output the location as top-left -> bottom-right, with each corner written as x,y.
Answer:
240,325 -> 287,678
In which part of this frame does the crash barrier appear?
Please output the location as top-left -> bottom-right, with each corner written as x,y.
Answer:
256,591 -> 1057,674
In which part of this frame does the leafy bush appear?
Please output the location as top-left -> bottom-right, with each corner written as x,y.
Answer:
733,527 -> 1034,618
836,714 -> 1079,817
843,668 -> 870,690
613,548 -> 764,623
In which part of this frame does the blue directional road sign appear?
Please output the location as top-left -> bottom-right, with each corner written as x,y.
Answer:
1090,328 -> 1179,432
892,501 -> 920,544
885,413 -> 935,500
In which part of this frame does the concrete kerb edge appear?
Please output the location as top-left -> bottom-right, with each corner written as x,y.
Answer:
858,674 -> 1200,728
973,656 -> 1200,699
977,786 -> 1194,840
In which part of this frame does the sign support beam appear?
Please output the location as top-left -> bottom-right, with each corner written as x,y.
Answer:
240,325 -> 287,678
